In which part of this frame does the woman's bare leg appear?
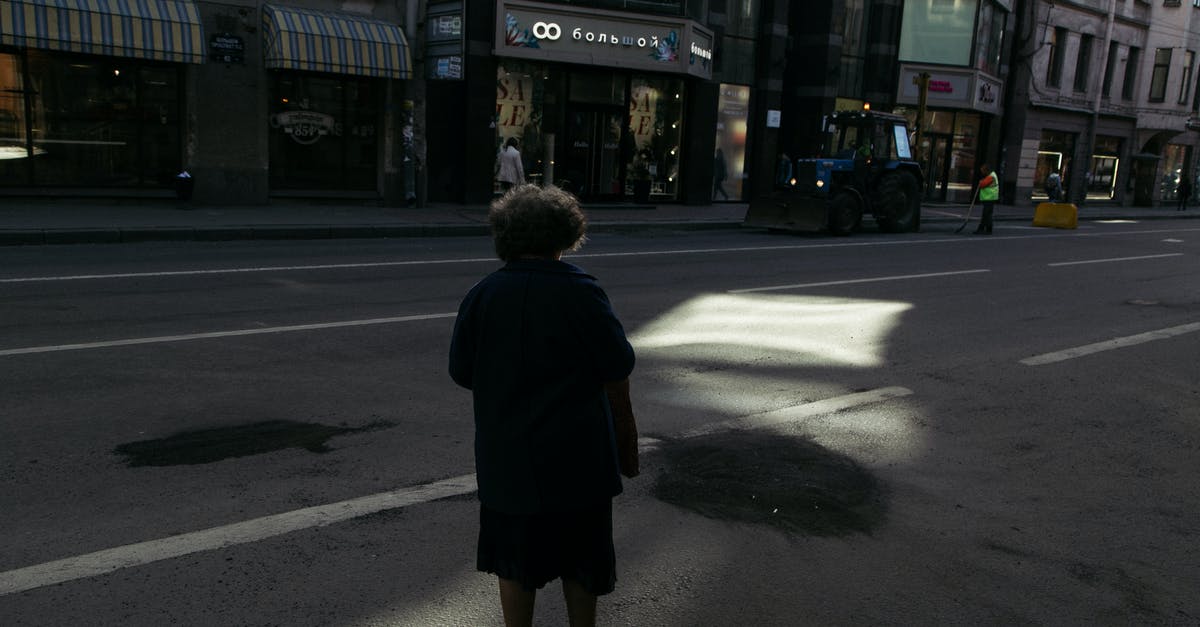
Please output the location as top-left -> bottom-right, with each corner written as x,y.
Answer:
498,577 -> 535,627
562,578 -> 597,627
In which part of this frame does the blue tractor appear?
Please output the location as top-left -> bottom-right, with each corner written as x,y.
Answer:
745,110 -> 923,235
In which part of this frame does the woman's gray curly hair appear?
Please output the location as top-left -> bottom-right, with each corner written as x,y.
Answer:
489,184 -> 587,261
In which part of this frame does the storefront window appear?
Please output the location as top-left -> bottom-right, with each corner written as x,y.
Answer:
1034,130 -> 1076,202
895,107 -> 979,203
1160,144 -> 1187,201
0,51 -> 182,188
1088,135 -> 1121,200
714,84 -> 749,200
627,76 -> 684,199
269,73 -> 379,191
496,61 -> 555,188
950,113 -> 979,202
0,53 -> 29,181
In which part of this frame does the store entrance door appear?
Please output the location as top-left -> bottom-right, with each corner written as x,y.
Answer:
564,106 -> 624,200
924,134 -> 952,201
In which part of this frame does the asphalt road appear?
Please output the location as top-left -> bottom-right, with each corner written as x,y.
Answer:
1,220 -> 1198,625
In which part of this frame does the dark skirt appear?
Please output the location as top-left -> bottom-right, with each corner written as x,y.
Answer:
477,502 -> 616,596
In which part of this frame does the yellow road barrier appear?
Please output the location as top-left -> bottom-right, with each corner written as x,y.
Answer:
1033,202 -> 1078,229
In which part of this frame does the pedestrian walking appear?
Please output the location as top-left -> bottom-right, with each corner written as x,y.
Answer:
1178,178 -> 1191,211
975,162 -> 999,234
496,137 -> 525,192
449,184 -> 639,627
713,147 -> 729,200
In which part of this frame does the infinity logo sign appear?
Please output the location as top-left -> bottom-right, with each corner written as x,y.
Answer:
532,21 -> 561,40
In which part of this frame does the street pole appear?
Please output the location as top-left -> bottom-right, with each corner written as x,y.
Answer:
913,72 -> 931,165
1079,0 -> 1117,206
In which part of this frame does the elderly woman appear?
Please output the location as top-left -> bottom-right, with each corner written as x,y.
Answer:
449,185 -> 638,627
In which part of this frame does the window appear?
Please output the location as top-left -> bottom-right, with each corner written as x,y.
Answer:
974,0 -> 1007,76
724,0 -> 757,37
269,73 -> 380,191
1,51 -> 182,188
838,0 -> 867,97
1074,34 -> 1094,92
1180,51 -> 1195,105
1122,47 -> 1140,100
556,0 -> 683,15
1102,41 -> 1119,97
1150,48 -> 1172,102
1047,27 -> 1067,87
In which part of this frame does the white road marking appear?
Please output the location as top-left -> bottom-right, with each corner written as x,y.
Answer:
0,313 -> 457,357
0,387 -> 910,596
0,474 -> 479,597
1047,253 -> 1184,266
4,226 -> 1200,284
677,386 -> 914,438
1020,322 -> 1200,366
728,269 -> 990,294
0,259 -> 495,283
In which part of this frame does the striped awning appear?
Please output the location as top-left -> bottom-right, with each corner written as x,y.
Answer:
262,4 -> 411,80
0,0 -> 204,64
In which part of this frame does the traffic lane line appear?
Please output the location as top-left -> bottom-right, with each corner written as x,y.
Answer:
4,225 -> 1197,284
0,232 -> 1112,284
0,313 -> 458,357
728,269 -> 991,294
0,475 -> 479,596
0,386 -> 910,596
1020,322 -> 1200,366
0,258 -> 496,284
1047,253 -> 1185,266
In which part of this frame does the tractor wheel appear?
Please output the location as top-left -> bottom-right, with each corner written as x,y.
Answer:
876,171 -> 921,233
828,191 -> 861,236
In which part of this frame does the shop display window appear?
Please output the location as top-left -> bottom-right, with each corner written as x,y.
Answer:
0,51 -> 182,188
1160,144 -> 1187,201
1088,135 -> 1122,200
493,62 -> 685,201
496,61 -> 556,189
269,73 -> 379,191
627,76 -> 683,199
1034,130 -> 1076,202
714,84 -> 749,201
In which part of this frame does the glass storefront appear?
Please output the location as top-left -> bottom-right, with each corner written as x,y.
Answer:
628,75 -> 684,199
1087,135 -> 1121,200
0,51 -> 182,188
268,73 -> 380,191
714,84 -> 749,200
494,60 -> 685,201
1160,144 -> 1188,201
1034,130 -> 1077,202
896,107 -> 980,203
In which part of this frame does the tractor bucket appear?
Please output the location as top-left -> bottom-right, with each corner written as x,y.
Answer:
743,192 -> 828,232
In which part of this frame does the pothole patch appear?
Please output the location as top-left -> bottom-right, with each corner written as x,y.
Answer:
652,430 -> 887,536
114,420 -> 392,467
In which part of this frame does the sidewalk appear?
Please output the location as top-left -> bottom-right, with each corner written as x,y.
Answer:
0,197 -> 1195,245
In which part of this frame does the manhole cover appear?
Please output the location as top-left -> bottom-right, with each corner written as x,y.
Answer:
653,430 -> 887,536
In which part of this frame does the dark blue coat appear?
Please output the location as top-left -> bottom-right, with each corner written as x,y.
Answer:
449,259 -> 636,515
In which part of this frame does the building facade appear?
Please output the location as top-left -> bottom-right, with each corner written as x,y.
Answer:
1,0 -> 415,205
1002,0 -> 1200,207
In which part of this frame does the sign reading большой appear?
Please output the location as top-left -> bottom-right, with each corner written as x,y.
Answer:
494,0 -> 713,80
